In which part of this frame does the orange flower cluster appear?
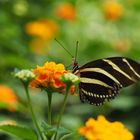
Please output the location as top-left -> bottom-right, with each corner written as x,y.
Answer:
30,62 -> 74,93
79,115 -> 134,140
103,1 -> 123,21
0,85 -> 18,112
56,3 -> 76,21
25,19 -> 58,54
112,39 -> 131,53
25,19 -> 58,40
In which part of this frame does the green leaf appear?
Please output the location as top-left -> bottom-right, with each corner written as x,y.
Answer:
42,121 -> 73,140
41,122 -> 56,139
57,126 -> 73,140
58,127 -> 72,140
0,102 -> 8,109
0,124 -> 37,140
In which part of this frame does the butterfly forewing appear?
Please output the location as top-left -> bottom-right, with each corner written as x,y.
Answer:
75,57 -> 140,106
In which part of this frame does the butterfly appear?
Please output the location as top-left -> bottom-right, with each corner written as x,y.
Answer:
72,57 -> 140,106
54,39 -> 140,106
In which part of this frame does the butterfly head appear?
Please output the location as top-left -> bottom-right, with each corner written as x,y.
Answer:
72,57 -> 79,74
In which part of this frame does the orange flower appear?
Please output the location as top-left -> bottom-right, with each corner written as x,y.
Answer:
112,39 -> 131,53
103,1 -> 123,21
0,85 -> 18,112
29,38 -> 47,54
79,115 -> 134,140
25,19 -> 58,40
56,3 -> 76,21
30,62 -> 74,93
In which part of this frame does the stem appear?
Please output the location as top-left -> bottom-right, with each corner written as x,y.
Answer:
54,87 -> 69,140
47,92 -> 52,125
24,85 -> 44,140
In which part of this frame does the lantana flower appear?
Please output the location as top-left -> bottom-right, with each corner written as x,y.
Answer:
25,19 -> 58,54
103,1 -> 123,21
112,39 -> 131,53
56,3 -> 76,21
25,19 -> 58,40
0,85 -> 18,112
30,62 -> 78,94
60,73 -> 80,85
14,69 -> 35,82
79,115 -> 134,140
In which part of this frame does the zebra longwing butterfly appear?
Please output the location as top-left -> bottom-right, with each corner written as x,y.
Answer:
72,57 -> 140,106
55,39 -> 140,106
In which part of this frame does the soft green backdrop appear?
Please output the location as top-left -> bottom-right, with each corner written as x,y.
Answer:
0,0 -> 140,139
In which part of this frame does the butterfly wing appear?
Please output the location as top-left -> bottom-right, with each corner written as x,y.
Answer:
77,57 -> 140,106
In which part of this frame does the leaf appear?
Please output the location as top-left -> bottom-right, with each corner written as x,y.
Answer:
0,102 -> 8,109
41,122 -> 73,140
0,124 -> 37,140
59,133 -> 74,140
41,122 -> 56,138
57,127 -> 73,140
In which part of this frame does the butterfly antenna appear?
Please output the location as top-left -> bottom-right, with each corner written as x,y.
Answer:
55,38 -> 73,58
75,41 -> 79,61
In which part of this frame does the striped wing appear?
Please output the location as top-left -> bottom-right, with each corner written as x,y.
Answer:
77,57 -> 140,106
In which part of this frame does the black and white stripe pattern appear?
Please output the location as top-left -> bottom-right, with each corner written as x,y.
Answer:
73,57 -> 140,106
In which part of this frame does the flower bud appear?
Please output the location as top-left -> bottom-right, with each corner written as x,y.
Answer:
60,73 -> 80,86
14,69 -> 35,82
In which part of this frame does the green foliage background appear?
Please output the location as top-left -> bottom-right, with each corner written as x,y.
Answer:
0,0 -> 140,139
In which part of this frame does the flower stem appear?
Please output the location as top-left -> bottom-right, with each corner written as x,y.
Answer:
54,87 -> 69,140
47,92 -> 52,125
24,85 -> 44,140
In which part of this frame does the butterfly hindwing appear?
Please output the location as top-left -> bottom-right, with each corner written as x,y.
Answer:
79,82 -> 119,105
76,57 -> 140,105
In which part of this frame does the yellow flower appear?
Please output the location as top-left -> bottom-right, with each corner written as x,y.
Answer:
103,1 -> 123,21
30,62 -> 75,94
79,115 -> 134,140
0,120 -> 17,126
25,19 -> 58,40
56,3 -> 76,21
0,85 -> 18,112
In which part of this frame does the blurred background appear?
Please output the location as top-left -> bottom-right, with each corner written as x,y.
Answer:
0,0 -> 140,139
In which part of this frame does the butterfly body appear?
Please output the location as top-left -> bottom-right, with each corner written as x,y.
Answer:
73,57 -> 140,106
